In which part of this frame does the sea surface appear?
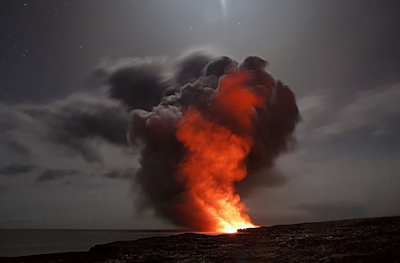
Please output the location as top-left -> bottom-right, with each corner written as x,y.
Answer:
0,229 -> 187,257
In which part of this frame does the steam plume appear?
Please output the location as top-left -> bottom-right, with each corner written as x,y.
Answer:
125,54 -> 300,232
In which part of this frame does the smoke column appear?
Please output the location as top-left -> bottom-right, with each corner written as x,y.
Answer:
127,55 -> 300,232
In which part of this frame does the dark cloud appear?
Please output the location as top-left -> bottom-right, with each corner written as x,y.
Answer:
3,140 -> 31,155
36,169 -> 78,182
0,94 -> 130,163
294,81 -> 400,161
314,83 -> 400,137
0,163 -> 36,176
104,169 -> 135,180
0,56 -> 189,189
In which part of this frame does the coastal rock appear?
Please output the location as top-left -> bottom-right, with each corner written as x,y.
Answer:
2,216 -> 400,262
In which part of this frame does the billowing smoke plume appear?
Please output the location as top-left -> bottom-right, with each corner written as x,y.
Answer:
0,51 -> 299,230
117,53 -> 300,231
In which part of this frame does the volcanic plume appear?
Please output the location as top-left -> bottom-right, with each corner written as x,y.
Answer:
127,54 -> 300,232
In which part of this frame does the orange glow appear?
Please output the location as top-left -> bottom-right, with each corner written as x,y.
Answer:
175,70 -> 262,233
213,70 -> 265,129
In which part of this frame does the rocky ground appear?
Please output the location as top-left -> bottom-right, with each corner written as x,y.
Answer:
2,216 -> 400,263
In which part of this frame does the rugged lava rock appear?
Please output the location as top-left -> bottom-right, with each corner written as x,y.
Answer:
2,216 -> 400,262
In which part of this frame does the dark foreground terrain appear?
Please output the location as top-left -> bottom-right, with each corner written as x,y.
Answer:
2,216 -> 400,263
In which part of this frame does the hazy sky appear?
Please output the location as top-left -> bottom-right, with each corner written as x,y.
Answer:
1,0 -> 400,229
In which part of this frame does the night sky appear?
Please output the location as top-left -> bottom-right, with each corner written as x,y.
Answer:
1,0 -> 400,229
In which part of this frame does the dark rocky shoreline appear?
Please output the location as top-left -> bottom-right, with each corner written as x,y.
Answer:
2,216 -> 400,263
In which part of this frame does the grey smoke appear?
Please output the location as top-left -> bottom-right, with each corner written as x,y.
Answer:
104,169 -> 135,180
126,53 -> 300,230
36,169 -> 78,182
0,51 -> 300,230
0,94 -> 129,163
0,57 -> 176,183
94,57 -> 168,111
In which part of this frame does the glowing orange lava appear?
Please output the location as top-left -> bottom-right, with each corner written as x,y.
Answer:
175,70 -> 262,233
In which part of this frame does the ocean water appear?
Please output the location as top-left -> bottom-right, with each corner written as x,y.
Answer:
0,229 -> 186,257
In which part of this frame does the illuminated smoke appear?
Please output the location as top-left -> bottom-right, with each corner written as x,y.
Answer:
126,54 -> 300,232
